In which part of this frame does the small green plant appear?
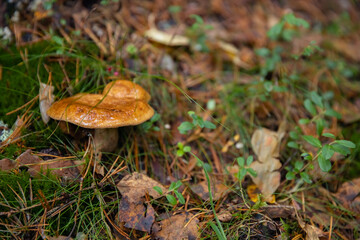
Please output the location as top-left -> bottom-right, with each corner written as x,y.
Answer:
178,111 -> 216,134
125,43 -> 138,56
285,160 -> 312,183
235,156 -> 257,182
267,13 -> 309,41
293,40 -> 322,60
287,90 -> 356,172
154,181 -> 185,206
187,14 -> 213,52
141,113 -> 160,132
176,142 -> 191,157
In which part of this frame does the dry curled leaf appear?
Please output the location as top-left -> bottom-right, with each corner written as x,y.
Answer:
117,172 -> 166,202
39,82 -> 54,124
249,126 -> 284,201
153,212 -> 199,240
145,28 -> 189,46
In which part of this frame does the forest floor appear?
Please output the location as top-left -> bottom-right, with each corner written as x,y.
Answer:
0,0 -> 360,239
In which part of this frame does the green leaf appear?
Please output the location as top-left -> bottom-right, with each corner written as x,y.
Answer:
324,109 -> 342,119
318,153 -> 331,172
246,156 -> 254,166
255,48 -> 270,57
153,186 -> 163,195
52,36 -> 64,46
287,141 -> 299,149
299,118 -> 310,125
174,190 -> 185,204
331,143 -> 351,155
236,157 -> 245,167
166,194 -> 177,205
151,113 -> 161,122
322,133 -> 335,139
174,180 -> 183,189
183,146 -> 191,153
310,91 -> 323,108
322,144 -> 334,160
267,22 -> 284,40
300,172 -> 312,183
178,121 -> 194,134
169,182 -> 176,191
315,118 -> 324,136
289,131 -> 300,140
247,168 -> 257,177
301,152 -> 313,161
190,14 -> 204,24
294,161 -> 304,171
203,163 -> 213,173
303,135 -> 322,148
168,5 -> 182,13
286,171 -> 295,180
335,140 -> 356,148
264,81 -> 273,92
237,168 -> 247,181
283,13 -> 310,28
304,99 -> 317,116
176,150 -> 184,157
204,121 -> 216,129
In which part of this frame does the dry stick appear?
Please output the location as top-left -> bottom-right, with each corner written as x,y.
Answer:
328,215 -> 333,240
106,22 -> 115,55
209,144 -> 222,174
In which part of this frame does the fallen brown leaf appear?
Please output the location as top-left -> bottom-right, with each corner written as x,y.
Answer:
190,180 -> 228,201
0,158 -> 16,171
334,178 -> 360,214
117,196 -> 155,233
153,212 -> 199,240
116,172 -> 166,202
249,127 -> 284,201
15,150 -> 79,178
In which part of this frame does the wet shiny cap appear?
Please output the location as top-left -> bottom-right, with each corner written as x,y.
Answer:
47,81 -> 154,128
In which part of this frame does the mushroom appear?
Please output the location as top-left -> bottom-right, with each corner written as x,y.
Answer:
47,80 -> 154,152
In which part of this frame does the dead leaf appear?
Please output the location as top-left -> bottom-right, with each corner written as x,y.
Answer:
249,127 -> 284,201
334,178 -> 360,214
261,205 -> 295,219
153,212 -> 199,240
0,158 -> 16,171
15,150 -> 79,178
217,210 -> 232,222
293,200 -> 325,240
117,196 -> 155,233
117,172 -> 166,202
190,180 -> 228,201
332,39 -> 360,62
39,82 -> 55,124
145,28 -> 189,46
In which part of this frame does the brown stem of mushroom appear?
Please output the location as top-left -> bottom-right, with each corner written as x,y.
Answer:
93,128 -> 119,153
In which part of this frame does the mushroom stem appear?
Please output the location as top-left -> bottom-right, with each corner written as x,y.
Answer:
93,128 -> 119,153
